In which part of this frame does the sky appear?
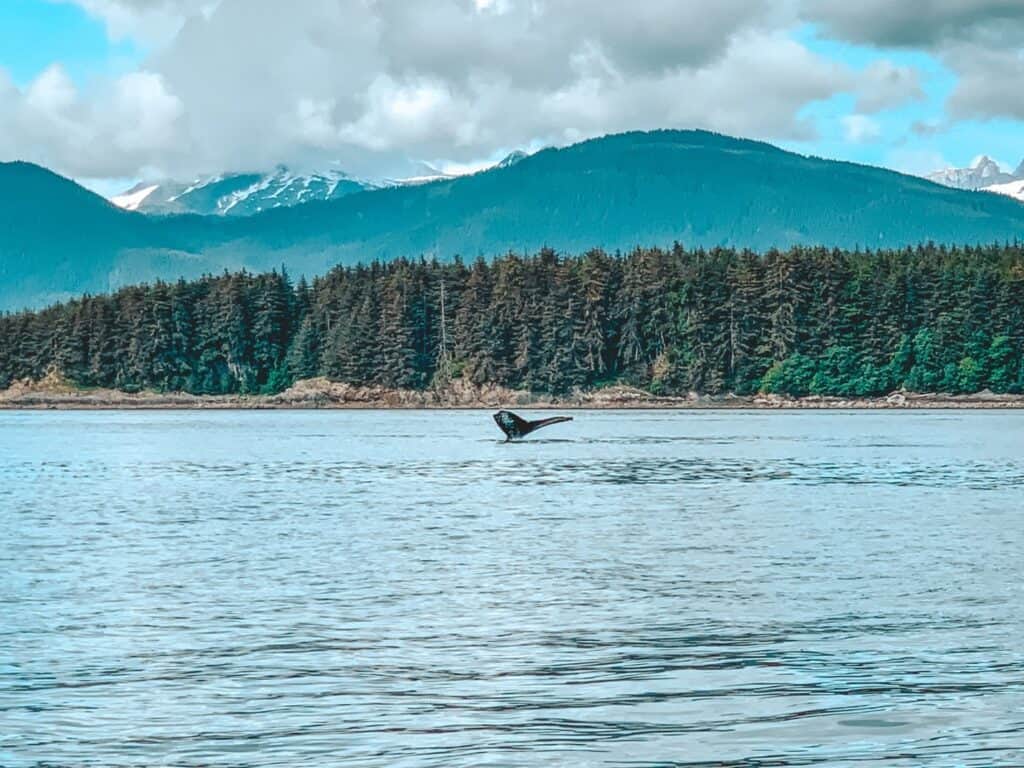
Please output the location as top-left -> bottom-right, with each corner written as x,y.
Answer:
1,0 -> 1023,196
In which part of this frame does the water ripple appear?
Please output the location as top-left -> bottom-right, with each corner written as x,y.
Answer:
1,410 -> 1023,767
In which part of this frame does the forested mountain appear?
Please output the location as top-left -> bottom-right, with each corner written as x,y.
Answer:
3,244 -> 1023,398
5,130 -> 1024,310
0,162 -> 152,311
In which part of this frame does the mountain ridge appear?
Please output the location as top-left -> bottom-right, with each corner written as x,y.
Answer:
109,151 -> 533,217
5,129 -> 1024,310
928,155 -> 1024,201
111,168 -> 375,216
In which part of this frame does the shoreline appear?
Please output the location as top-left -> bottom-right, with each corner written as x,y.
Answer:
2,377 -> 1023,410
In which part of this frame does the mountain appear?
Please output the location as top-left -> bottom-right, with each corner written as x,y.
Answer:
111,168 -> 373,216
929,153 -> 1024,205
110,153 -> 536,216
496,150 -> 529,169
927,155 -> 1018,190
927,155 -> 1024,204
0,162 -> 156,310
6,129 -> 1024,310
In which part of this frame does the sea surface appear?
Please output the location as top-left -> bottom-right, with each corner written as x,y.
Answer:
2,409 -> 1023,767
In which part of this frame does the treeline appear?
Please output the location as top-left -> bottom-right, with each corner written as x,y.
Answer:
2,243 -> 1023,397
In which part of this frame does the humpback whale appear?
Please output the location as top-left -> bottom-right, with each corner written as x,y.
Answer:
493,410 -> 573,441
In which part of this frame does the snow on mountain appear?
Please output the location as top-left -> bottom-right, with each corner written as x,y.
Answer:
984,179 -> 1024,203
111,168 -> 374,216
378,161 -> 463,187
927,155 -> 1022,191
926,152 -> 1024,203
383,172 -> 458,186
110,151 -> 534,216
110,183 -> 160,211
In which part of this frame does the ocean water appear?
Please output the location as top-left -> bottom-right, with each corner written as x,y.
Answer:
1,409 -> 1023,767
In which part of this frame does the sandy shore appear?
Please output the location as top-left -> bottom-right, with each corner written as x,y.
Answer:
2,375 -> 1023,410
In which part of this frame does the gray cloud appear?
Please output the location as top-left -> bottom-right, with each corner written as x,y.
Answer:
945,44 -> 1024,120
805,0 -> 1024,124
803,0 -> 1024,48
911,119 -> 949,137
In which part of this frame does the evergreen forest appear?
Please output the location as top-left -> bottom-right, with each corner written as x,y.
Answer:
2,243 -> 1023,398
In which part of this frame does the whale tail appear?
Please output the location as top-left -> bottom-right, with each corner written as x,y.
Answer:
493,410 -> 573,441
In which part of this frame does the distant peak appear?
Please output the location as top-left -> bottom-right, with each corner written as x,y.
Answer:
928,153 -> 1017,190
496,150 -> 529,169
111,183 -> 160,211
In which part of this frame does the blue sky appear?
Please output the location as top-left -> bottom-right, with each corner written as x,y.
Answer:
784,27 -> 1024,174
1,1 -> 1022,189
0,0 -> 140,86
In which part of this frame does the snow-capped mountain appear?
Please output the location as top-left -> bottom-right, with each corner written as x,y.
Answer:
111,151 -> 534,216
927,155 -> 1017,190
927,155 -> 1024,204
110,184 -> 161,212
112,168 -> 373,216
379,162 -> 460,187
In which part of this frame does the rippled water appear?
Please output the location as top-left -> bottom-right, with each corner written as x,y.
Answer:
2,410 -> 1023,767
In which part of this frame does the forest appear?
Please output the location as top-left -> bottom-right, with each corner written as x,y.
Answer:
1,242 -> 1023,398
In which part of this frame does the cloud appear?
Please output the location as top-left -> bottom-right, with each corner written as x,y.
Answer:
945,45 -> 1024,120
805,1 -> 1024,123
60,0 -> 220,44
0,64 -> 183,178
911,119 -> 949,136
802,0 -> 1024,48
887,147 -> 952,176
841,114 -> 882,143
3,0 -> 945,180
855,60 -> 924,113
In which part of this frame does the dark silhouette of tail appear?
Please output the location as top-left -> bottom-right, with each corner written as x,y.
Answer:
493,410 -> 573,441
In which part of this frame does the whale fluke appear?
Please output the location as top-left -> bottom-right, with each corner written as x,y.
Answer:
493,410 -> 573,441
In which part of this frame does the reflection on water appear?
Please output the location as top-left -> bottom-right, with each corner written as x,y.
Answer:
2,410 -> 1023,767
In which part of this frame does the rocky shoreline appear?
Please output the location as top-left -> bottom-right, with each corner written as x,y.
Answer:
2,375 -> 1023,410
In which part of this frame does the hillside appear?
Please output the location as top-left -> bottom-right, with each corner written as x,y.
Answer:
0,162 -> 150,309
4,130 -> 1024,309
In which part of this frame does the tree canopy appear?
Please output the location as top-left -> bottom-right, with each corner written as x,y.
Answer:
2,242 -> 1023,397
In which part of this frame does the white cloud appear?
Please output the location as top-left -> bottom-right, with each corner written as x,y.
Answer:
0,64 -> 183,178
60,0 -> 220,44
887,148 -> 951,176
108,71 -> 184,153
2,0 -> 935,180
842,114 -> 882,143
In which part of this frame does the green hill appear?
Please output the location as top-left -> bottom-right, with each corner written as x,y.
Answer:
4,130 -> 1024,309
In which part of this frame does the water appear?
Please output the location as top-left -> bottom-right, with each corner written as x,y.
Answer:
2,409 -> 1023,767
